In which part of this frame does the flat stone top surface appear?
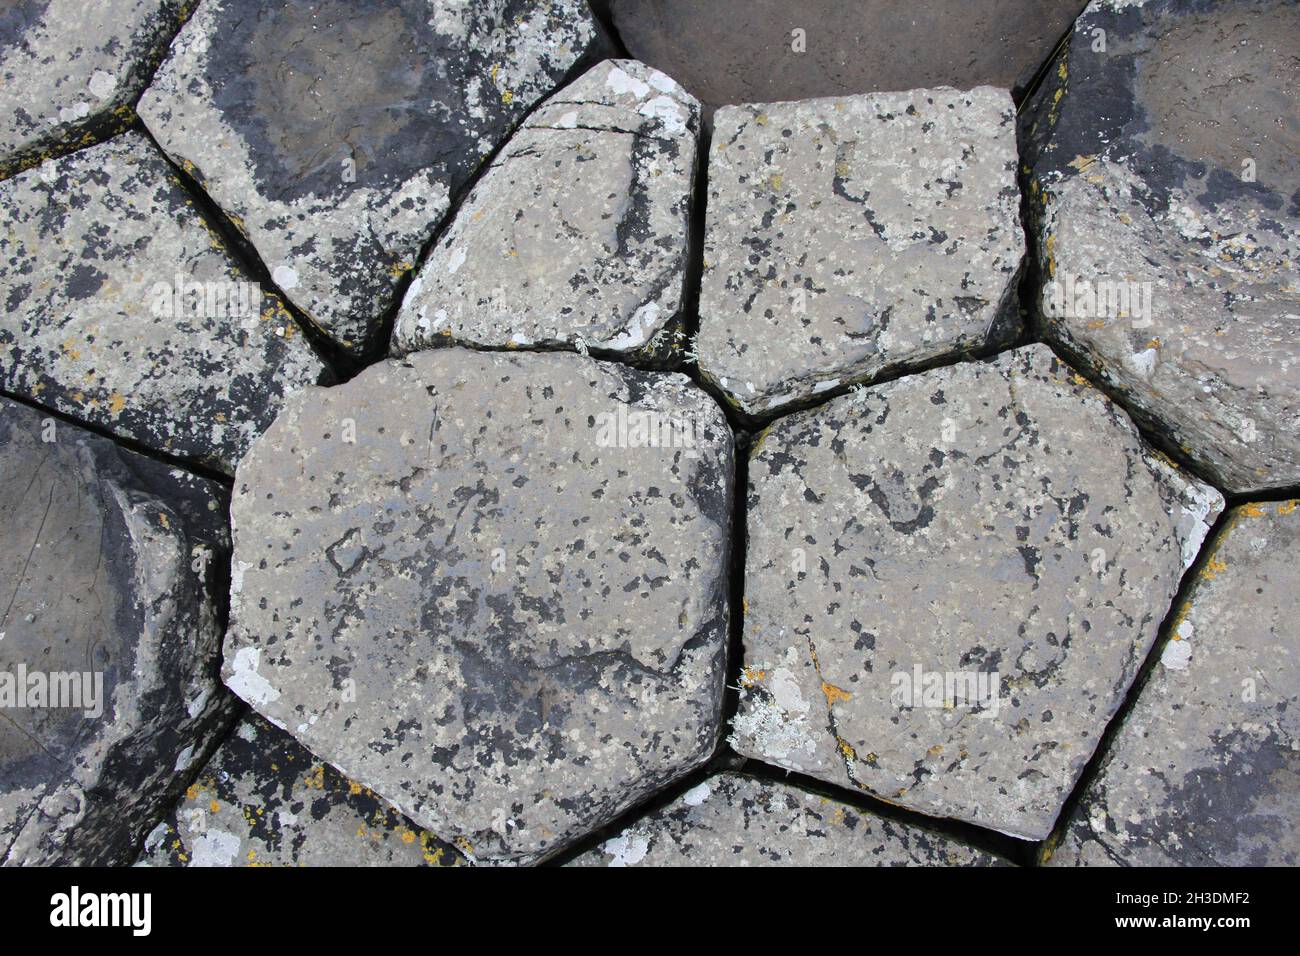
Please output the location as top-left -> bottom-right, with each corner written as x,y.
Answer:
224,349 -> 734,863
732,344 -> 1223,840
697,87 -> 1024,418
1048,500 -> 1300,866
137,715 -> 462,867
391,59 -> 700,364
0,132 -> 327,475
0,0 -> 184,175
138,0 -> 602,356
571,772 -> 1008,866
609,0 -> 1089,114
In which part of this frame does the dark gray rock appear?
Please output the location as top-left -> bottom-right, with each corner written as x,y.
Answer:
136,714 -> 463,867
1047,499 -> 1300,866
0,397 -> 236,866
391,60 -> 700,365
139,0 -> 607,357
0,133 -> 329,476
731,344 -> 1223,840
1022,0 -> 1300,493
0,0 -> 186,179
610,0 -> 1089,116
697,88 -> 1024,418
570,772 -> 1009,866
223,349 -> 734,864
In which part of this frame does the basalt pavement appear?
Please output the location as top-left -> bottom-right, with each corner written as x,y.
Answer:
1,0 -> 1296,868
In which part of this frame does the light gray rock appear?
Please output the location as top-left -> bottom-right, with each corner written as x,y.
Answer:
697,88 -> 1024,418
391,60 -> 700,366
0,396 -> 236,866
1047,499 -> 1300,866
223,348 -> 734,864
570,772 -> 1008,866
0,0 -> 186,178
731,344 -> 1224,840
0,133 -> 329,476
136,715 -> 462,867
138,0 -> 607,357
1022,0 -> 1300,494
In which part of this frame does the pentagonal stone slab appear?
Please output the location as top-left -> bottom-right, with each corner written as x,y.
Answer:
136,715 -> 462,867
697,88 -> 1024,419
731,344 -> 1223,840
1022,0 -> 1300,494
224,349 -> 733,864
1047,500 -> 1300,866
0,0 -> 186,178
391,60 -> 700,365
570,772 -> 1008,866
0,397 -> 235,866
0,133 -> 328,476
138,0 -> 606,357
608,0 -> 1089,115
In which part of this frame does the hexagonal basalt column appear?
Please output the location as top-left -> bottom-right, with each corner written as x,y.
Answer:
1,397 -> 235,866
0,133 -> 329,476
1022,0 -> 1300,493
697,87 -> 1024,419
223,349 -> 734,863
731,344 -> 1224,840
392,60 -> 701,366
138,0 -> 607,357
0,0 -> 186,178
1048,500 -> 1300,866
570,772 -> 1008,867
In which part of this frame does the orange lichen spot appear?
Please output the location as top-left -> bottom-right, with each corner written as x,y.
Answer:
400,830 -> 416,844
1241,503 -> 1268,518
1278,500 -> 1297,516
185,784 -> 200,801
348,781 -> 364,796
740,666 -> 767,687
822,681 -> 852,706
209,800 -> 220,814
1201,556 -> 1228,580
107,393 -> 126,416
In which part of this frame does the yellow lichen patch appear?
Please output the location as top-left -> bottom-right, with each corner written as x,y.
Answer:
107,393 -> 126,416
60,338 -> 82,360
387,261 -> 411,279
838,738 -> 857,761
1067,154 -> 1098,174
303,764 -> 326,790
185,784 -> 200,801
209,800 -> 220,814
501,90 -> 514,105
400,829 -> 416,844
926,744 -> 943,758
1201,555 -> 1228,580
754,113 -> 768,126
821,681 -> 852,707
740,666 -> 767,687
348,780 -> 364,796
1278,500 -> 1297,516
742,597 -> 749,616
769,174 -> 783,191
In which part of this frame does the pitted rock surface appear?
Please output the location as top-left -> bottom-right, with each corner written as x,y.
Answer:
137,714 -> 461,867
0,133 -> 328,476
392,60 -> 699,365
223,349 -> 734,863
138,0 -> 605,357
0,397 -> 235,866
1022,0 -> 1300,493
571,772 -> 1008,866
608,0 -> 1089,115
731,344 -> 1224,840
0,0 -> 186,178
697,88 -> 1024,418
1048,500 -> 1300,866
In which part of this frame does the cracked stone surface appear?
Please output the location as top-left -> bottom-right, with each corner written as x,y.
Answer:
391,60 -> 699,366
0,0 -> 186,179
0,132 -> 329,476
0,396 -> 236,866
1022,0 -> 1300,494
223,349 -> 733,864
570,772 -> 1008,866
138,0 -> 606,357
608,0 -> 1090,115
136,714 -> 462,867
697,88 -> 1024,418
1048,499 -> 1300,866
731,344 -> 1224,840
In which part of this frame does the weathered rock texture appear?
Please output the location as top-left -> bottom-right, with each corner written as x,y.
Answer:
0,133 -> 328,476
223,349 -> 733,863
1048,500 -> 1299,866
609,0 -> 1089,115
0,0 -> 187,178
392,60 -> 699,365
0,397 -> 235,866
139,0 -> 606,357
697,88 -> 1024,418
1023,0 -> 1300,493
571,772 -> 1008,866
137,715 -> 462,867
731,344 -> 1223,840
